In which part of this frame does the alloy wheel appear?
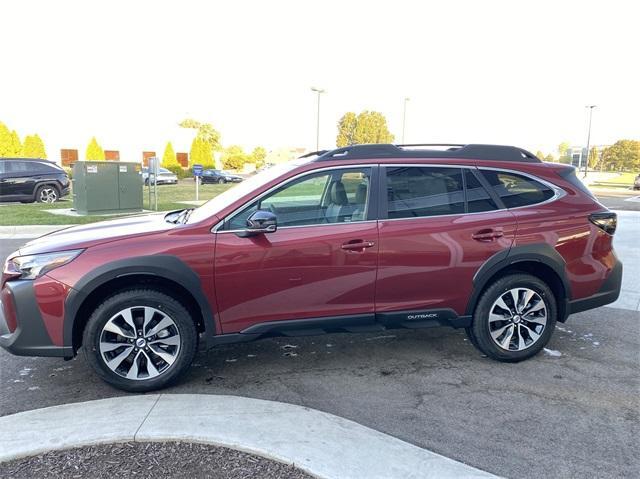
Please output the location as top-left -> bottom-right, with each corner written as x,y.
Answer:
99,306 -> 181,380
488,288 -> 547,351
39,187 -> 58,203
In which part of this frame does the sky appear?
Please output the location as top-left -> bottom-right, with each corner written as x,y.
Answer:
1,0 -> 638,162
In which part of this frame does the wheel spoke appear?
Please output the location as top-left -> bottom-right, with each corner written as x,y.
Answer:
126,351 -> 142,379
142,307 -> 156,336
103,321 -> 135,339
143,351 -> 161,377
148,345 -> 178,365
145,316 -> 174,337
489,312 -> 507,323
521,323 -> 541,342
499,325 -> 515,349
524,300 -> 546,314
521,289 -> 535,312
120,309 -> 137,335
491,323 -> 513,340
510,289 -> 520,311
494,296 -> 510,313
106,345 -> 134,369
150,335 -> 180,347
100,341 -> 130,352
517,324 -> 525,350
523,315 -> 547,326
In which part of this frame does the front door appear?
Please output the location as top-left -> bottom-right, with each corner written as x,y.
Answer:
375,165 -> 517,318
214,166 -> 378,333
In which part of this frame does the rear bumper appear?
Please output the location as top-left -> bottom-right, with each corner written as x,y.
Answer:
0,281 -> 73,358
567,258 -> 623,316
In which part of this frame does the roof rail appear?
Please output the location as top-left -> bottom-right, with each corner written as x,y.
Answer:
314,144 -> 542,163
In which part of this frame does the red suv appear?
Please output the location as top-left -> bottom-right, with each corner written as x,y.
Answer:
1,144 -> 622,391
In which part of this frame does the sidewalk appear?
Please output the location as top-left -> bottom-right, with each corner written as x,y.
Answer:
0,225 -> 70,239
0,394 -> 497,479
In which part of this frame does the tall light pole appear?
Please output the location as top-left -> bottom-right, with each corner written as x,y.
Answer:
583,105 -> 596,178
311,87 -> 325,151
401,97 -> 410,144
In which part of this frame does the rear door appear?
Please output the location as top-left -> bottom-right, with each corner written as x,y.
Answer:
375,165 -> 517,320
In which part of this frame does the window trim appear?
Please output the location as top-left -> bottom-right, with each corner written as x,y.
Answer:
213,164 -> 379,233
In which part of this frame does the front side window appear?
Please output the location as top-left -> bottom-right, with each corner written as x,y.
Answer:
480,170 -> 554,208
385,167 -> 464,219
225,167 -> 371,230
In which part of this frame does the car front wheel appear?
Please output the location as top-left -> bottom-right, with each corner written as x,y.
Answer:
466,274 -> 557,362
83,289 -> 197,392
217,178 -> 225,184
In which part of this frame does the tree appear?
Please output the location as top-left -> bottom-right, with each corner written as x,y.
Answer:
85,137 -> 105,160
22,134 -> 47,158
336,112 -> 358,147
544,154 -> 555,163
557,141 -> 571,163
189,137 -> 214,169
221,145 -> 249,170
601,140 -> 640,171
588,146 -> 599,170
179,118 -> 221,150
0,122 -> 12,156
250,146 -> 267,168
336,111 -> 394,147
161,141 -> 178,167
535,150 -> 545,160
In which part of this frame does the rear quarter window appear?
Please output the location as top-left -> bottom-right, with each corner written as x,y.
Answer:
480,170 -> 555,208
556,167 -> 595,198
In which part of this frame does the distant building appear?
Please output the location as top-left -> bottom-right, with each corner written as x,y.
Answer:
104,150 -> 120,161
568,145 -> 610,169
60,149 -> 78,166
142,151 -> 156,167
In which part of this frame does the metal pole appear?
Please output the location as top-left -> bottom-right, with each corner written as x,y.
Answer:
311,87 -> 324,151
196,176 -> 199,201
401,97 -> 410,143
583,105 -> 596,178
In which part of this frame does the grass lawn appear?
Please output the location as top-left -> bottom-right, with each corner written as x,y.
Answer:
590,172 -> 637,189
0,181 -> 234,226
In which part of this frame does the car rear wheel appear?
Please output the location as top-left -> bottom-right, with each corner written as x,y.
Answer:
36,185 -> 59,203
217,178 -> 225,184
466,274 -> 557,362
83,289 -> 197,392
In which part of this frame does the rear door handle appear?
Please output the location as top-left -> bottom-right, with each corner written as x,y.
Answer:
341,240 -> 375,251
472,228 -> 504,242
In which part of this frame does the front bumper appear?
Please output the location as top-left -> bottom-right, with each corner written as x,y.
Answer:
567,258 -> 623,316
0,280 -> 73,358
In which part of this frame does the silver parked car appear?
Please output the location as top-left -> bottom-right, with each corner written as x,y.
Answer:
142,167 -> 178,185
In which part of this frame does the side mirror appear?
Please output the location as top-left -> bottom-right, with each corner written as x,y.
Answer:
237,210 -> 277,238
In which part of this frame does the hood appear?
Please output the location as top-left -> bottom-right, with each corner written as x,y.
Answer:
17,212 -> 174,256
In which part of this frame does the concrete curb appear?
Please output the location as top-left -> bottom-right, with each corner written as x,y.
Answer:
0,394 -> 498,479
0,225 -> 70,239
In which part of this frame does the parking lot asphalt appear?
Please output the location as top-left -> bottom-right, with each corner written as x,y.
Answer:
1,197 -> 638,479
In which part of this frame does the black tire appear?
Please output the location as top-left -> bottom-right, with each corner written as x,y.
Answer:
217,178 -> 225,184
35,184 -> 59,203
466,274 -> 557,362
83,289 -> 198,392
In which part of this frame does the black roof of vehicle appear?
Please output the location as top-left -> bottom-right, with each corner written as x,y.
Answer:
304,144 -> 542,163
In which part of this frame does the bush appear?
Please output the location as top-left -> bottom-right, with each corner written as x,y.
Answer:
164,164 -> 189,179
63,166 -> 73,179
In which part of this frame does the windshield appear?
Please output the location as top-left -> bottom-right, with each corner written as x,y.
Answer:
188,160 -> 308,223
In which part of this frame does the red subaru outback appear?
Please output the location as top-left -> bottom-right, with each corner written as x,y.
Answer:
1,144 -> 622,391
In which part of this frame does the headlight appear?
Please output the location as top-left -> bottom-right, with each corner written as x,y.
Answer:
4,250 -> 84,281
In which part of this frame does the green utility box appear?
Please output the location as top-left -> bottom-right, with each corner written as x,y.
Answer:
73,161 -> 143,215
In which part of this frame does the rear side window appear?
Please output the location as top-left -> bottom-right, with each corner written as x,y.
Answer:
480,170 -> 554,208
386,167 -> 464,218
5,160 -> 57,174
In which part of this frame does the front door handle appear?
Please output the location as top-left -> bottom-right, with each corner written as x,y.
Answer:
341,240 -> 375,252
472,228 -> 504,242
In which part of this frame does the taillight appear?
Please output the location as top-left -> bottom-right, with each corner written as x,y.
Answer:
589,212 -> 617,235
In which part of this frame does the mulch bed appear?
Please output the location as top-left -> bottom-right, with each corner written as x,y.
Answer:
0,441 -> 313,479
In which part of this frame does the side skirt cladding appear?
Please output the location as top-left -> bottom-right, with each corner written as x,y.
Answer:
63,255 -> 216,353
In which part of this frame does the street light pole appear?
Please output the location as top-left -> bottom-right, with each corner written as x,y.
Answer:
401,97 -> 410,143
311,87 -> 325,151
583,105 -> 596,178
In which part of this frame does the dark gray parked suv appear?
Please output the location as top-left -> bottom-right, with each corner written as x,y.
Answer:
0,158 -> 70,203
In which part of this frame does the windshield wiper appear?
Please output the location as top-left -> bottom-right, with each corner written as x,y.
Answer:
165,208 -> 193,224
